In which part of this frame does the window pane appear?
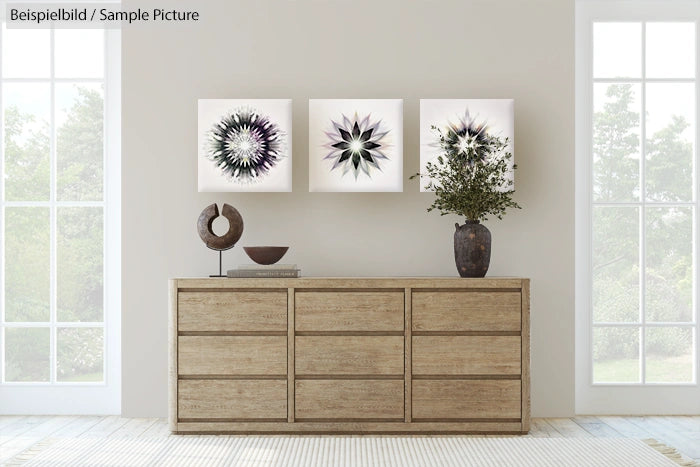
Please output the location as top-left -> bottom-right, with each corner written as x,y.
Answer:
645,207 -> 693,323
5,327 -> 50,382
646,327 -> 693,383
1,25 -> 50,78
593,327 -> 640,383
593,83 -> 641,202
593,207 -> 639,322
594,23 -> 641,78
4,207 -> 50,322
57,327 -> 103,382
56,84 -> 104,201
646,23 -> 695,79
57,207 -> 103,322
55,29 -> 104,78
645,83 -> 695,202
3,83 -> 51,201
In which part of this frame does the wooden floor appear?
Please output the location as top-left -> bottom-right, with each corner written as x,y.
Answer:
0,416 -> 699,464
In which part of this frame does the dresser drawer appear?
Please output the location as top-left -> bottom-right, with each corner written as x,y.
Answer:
412,291 -> 521,332
296,336 -> 403,375
412,336 -> 521,375
295,380 -> 404,420
295,291 -> 403,331
178,291 -> 287,332
412,380 -> 521,419
178,380 -> 287,420
178,336 -> 287,376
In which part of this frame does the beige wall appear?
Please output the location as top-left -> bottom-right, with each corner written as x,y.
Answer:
122,0 -> 574,417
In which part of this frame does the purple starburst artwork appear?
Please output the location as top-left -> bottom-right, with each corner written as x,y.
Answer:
198,99 -> 292,192
206,107 -> 285,183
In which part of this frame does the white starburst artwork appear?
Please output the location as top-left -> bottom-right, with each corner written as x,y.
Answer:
309,99 -> 403,192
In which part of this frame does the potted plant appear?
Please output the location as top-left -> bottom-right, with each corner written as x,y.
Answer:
411,114 -> 521,277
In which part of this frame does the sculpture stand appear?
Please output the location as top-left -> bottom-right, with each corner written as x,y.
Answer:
210,250 -> 225,277
208,246 -> 234,277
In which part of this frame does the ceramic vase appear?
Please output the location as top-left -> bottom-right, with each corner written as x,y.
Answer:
454,220 -> 491,278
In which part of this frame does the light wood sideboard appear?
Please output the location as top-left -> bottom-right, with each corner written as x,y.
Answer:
169,277 -> 530,434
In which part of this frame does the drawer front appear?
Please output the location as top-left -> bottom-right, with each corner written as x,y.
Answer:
178,336 -> 287,376
178,380 -> 287,420
412,380 -> 521,419
295,380 -> 404,420
295,291 -> 403,331
295,336 -> 404,375
178,291 -> 287,332
412,336 -> 521,375
412,291 -> 521,332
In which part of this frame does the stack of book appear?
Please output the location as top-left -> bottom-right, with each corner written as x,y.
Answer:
227,264 -> 300,278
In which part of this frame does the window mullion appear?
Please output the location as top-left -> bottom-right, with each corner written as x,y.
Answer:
593,77 -> 695,84
594,322 -> 696,327
593,201 -> 697,207
3,201 -> 106,207
3,323 -> 107,328
695,19 -> 700,385
588,18 -> 595,387
49,26 -> 57,385
2,77 -> 104,83
640,21 -> 648,385
0,17 -> 5,384
102,29 -> 108,385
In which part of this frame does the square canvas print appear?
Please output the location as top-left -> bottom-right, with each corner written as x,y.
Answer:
419,99 -> 514,192
198,99 -> 292,192
309,99 -> 403,192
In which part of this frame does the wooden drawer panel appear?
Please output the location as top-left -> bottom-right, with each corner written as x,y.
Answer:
295,380 -> 404,419
412,380 -> 521,419
296,336 -> 403,375
178,380 -> 287,419
178,291 -> 286,332
178,336 -> 286,375
412,336 -> 521,375
295,291 -> 403,331
412,291 -> 521,332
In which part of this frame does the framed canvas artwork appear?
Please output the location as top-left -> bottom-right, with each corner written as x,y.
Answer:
309,99 -> 403,192
419,99 -> 514,192
198,99 -> 292,192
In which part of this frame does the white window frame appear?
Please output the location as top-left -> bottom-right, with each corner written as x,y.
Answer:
0,10 -> 120,414
576,0 -> 700,414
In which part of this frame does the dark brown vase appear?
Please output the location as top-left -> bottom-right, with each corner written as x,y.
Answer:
454,220 -> 491,278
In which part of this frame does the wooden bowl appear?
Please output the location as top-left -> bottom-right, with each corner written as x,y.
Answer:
243,246 -> 289,265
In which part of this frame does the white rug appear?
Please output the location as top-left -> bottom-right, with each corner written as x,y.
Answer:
5,436 -> 694,467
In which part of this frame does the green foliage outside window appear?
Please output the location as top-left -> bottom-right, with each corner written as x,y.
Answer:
593,84 -> 693,373
4,86 -> 105,382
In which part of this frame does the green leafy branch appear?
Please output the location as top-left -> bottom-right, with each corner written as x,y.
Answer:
411,125 -> 521,222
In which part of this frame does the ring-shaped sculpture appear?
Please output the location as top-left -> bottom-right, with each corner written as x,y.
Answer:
197,203 -> 244,276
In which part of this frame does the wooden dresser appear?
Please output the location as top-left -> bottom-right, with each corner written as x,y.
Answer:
169,277 -> 530,434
